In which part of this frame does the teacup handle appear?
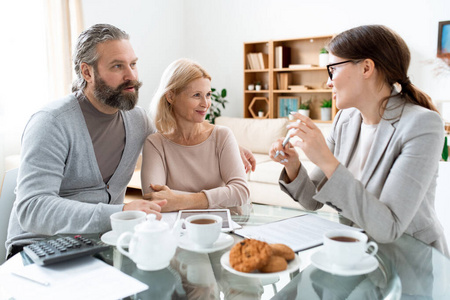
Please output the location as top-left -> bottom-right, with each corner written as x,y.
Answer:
365,241 -> 378,256
116,232 -> 133,258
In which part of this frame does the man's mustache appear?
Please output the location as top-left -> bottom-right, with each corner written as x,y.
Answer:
118,80 -> 143,91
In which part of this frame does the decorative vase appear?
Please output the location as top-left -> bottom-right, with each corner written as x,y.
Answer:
298,109 -> 310,118
321,107 -> 331,121
258,111 -> 264,118
319,53 -> 329,67
255,85 -> 261,91
248,84 -> 254,91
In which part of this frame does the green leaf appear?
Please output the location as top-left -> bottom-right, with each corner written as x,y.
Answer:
221,89 -> 227,98
443,137 -> 448,161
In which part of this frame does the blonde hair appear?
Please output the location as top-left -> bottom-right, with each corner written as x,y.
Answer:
150,58 -> 211,133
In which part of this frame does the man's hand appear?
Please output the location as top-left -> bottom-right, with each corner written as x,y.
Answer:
239,145 -> 256,173
123,199 -> 167,220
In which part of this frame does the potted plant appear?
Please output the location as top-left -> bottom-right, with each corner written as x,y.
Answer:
206,88 -> 228,124
258,109 -> 264,118
321,98 -> 332,121
255,81 -> 262,91
298,100 -> 311,117
319,48 -> 329,67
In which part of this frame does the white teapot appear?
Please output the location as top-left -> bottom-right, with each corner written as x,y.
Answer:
117,214 -> 182,271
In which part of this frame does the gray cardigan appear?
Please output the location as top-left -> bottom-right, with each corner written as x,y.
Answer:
280,95 -> 448,254
6,93 -> 154,252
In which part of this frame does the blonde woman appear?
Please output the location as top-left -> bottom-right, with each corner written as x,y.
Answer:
141,59 -> 250,212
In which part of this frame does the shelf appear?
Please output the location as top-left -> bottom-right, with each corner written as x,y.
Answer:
244,35 -> 336,120
245,69 -> 269,73
245,90 -> 269,93
274,89 -> 332,94
274,67 -> 327,72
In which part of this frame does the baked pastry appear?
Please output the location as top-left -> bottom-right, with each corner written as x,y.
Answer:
229,239 -> 272,273
259,255 -> 288,273
270,243 -> 295,261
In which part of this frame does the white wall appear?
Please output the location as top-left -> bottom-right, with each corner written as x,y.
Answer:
183,0 -> 450,117
82,0 -> 450,117
2,0 -> 450,176
81,0 -> 186,114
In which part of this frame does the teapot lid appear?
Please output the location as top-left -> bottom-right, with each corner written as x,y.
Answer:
136,214 -> 169,232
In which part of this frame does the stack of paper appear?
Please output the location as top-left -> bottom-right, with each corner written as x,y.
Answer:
0,256 -> 148,300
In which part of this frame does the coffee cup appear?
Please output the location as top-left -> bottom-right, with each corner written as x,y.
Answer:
110,210 -> 146,236
323,230 -> 378,268
184,214 -> 222,248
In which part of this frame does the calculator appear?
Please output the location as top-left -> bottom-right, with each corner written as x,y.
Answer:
23,235 -> 110,266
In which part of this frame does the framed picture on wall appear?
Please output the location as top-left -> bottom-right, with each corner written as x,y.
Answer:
278,96 -> 299,117
438,20 -> 450,58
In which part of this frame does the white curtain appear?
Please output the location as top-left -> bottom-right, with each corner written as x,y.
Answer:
44,0 -> 84,99
0,0 -> 84,176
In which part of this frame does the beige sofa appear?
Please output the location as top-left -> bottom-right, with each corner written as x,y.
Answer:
215,116 -> 334,211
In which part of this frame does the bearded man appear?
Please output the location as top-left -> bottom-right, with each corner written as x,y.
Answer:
5,24 -> 168,259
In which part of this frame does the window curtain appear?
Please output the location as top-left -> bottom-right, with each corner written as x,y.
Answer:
44,0 -> 84,100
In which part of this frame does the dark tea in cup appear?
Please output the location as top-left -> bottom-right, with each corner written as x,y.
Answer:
190,219 -> 217,225
330,236 -> 359,243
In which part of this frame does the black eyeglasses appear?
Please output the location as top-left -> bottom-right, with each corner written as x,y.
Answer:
326,60 -> 356,80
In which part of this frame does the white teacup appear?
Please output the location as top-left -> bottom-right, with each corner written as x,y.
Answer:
110,210 -> 146,236
184,214 -> 222,248
323,230 -> 378,268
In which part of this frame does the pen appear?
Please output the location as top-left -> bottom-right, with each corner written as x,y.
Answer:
274,124 -> 298,158
11,271 -> 51,286
274,135 -> 291,158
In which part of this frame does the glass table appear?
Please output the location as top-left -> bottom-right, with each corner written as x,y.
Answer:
97,203 -> 450,299
3,203 -> 450,299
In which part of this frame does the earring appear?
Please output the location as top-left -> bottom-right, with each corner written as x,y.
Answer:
393,82 -> 402,93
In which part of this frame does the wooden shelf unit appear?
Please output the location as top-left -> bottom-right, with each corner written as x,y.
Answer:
244,35 -> 337,121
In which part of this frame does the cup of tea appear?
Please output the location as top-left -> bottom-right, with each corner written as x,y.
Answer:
110,210 -> 147,236
184,214 -> 222,248
323,230 -> 378,268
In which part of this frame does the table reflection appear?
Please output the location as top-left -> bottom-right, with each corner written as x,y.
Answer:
96,204 -> 450,300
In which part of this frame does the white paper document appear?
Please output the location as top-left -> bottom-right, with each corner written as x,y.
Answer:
234,214 -> 362,252
0,256 -> 148,300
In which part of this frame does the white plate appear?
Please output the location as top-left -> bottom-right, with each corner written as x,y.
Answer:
220,251 -> 301,278
310,250 -> 379,276
178,233 -> 234,253
101,231 -> 130,247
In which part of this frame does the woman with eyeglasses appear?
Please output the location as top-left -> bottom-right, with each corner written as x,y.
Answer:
270,25 -> 448,256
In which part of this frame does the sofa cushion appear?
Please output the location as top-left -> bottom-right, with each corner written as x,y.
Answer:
249,160 -> 284,184
215,117 -> 288,154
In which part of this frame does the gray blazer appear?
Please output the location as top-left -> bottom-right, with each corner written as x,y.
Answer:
280,95 -> 448,254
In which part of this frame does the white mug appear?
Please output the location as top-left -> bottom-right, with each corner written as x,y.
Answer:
184,214 -> 222,248
323,230 -> 378,268
110,210 -> 146,236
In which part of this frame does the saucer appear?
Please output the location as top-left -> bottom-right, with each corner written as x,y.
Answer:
310,250 -> 379,276
178,233 -> 234,253
101,231 -> 131,247
220,251 -> 301,279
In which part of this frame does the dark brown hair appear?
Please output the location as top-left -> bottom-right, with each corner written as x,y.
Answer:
327,25 -> 438,113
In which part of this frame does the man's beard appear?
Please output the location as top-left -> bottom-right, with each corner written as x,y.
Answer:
93,71 -> 143,111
